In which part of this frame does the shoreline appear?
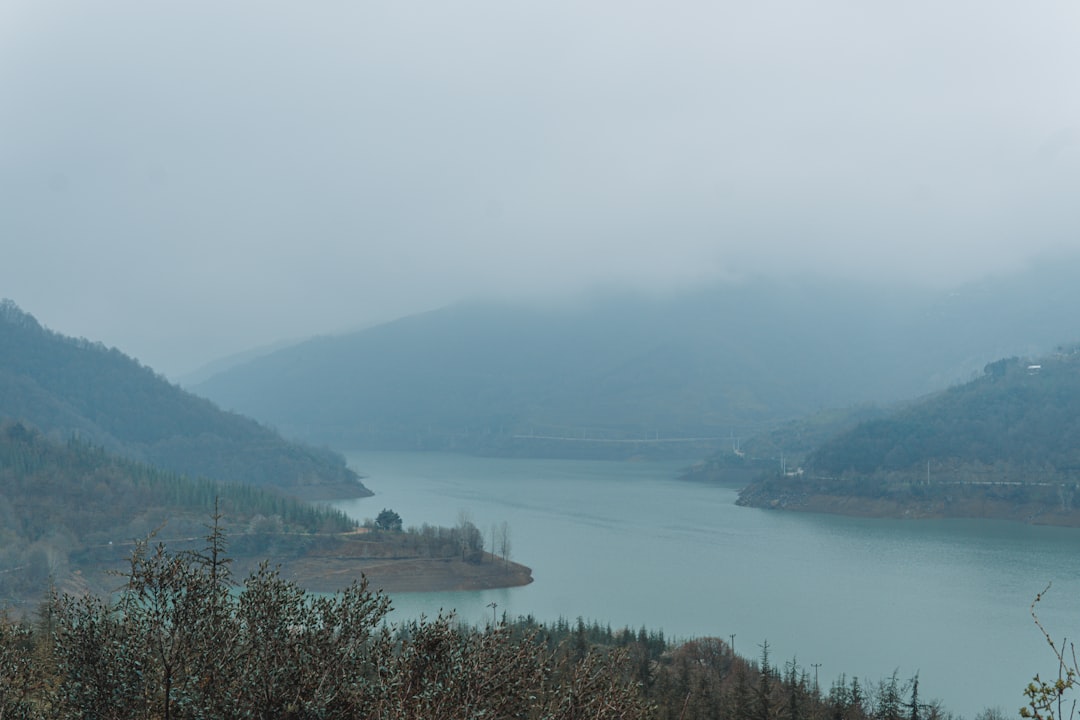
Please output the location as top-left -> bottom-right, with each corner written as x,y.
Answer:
738,491 -> 1080,527
66,535 -> 533,610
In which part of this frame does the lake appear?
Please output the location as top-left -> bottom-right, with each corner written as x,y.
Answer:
333,451 -> 1080,718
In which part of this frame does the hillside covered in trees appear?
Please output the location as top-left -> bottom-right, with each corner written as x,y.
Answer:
0,420 -> 356,609
0,300 -> 368,499
681,404 -> 892,485
193,259 -> 1080,459
737,347 -> 1080,524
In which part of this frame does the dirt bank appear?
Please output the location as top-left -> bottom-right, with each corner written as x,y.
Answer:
273,554 -> 534,594
72,533 -> 532,605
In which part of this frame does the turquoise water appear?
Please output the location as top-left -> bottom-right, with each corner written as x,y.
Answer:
334,451 -> 1080,718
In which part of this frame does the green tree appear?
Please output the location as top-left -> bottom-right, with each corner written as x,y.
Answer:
36,524 -> 653,720
875,670 -> 904,720
908,673 -> 921,720
47,528 -> 391,720
757,641 -> 776,720
375,508 -> 403,532
0,612 -> 49,720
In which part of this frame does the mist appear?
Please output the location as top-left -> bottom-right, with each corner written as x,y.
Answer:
2,1 -> 1078,376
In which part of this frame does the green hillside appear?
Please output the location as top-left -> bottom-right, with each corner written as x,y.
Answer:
0,300 -> 369,499
737,347 -> 1080,524
0,420 -> 356,609
681,404 -> 891,484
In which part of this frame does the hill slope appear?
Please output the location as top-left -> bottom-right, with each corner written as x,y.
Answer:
737,348 -> 1080,524
194,260 -> 1080,458
680,403 -> 891,485
0,300 -> 369,499
0,420 -> 357,607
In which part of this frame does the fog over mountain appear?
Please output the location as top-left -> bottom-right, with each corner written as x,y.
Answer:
2,1 -> 1078,378
192,260 -> 1080,458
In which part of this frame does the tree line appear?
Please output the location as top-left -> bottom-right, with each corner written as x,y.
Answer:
0,518 -> 1008,720
364,508 -> 513,567
0,520 -> 646,719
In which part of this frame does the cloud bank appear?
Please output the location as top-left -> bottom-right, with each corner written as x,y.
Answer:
2,1 -> 1078,375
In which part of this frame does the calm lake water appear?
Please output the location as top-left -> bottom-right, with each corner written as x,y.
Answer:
333,451 -> 1080,718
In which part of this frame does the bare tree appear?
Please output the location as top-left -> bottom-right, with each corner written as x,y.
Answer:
454,510 -> 484,562
497,521 -> 512,571
1024,583 -> 1079,720
457,510 -> 472,561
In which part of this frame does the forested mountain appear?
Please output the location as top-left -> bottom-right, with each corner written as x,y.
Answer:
194,257 -> 1080,457
737,347 -> 1080,524
808,351 -> 1080,478
0,420 -> 356,609
0,300 -> 369,498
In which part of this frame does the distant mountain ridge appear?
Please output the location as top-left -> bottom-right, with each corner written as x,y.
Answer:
193,257 -> 1080,458
0,300 -> 370,499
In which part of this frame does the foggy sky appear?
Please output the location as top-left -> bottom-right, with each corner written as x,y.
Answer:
2,1 -> 1079,377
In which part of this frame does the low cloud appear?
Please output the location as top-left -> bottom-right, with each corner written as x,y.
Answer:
2,1 -> 1078,375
